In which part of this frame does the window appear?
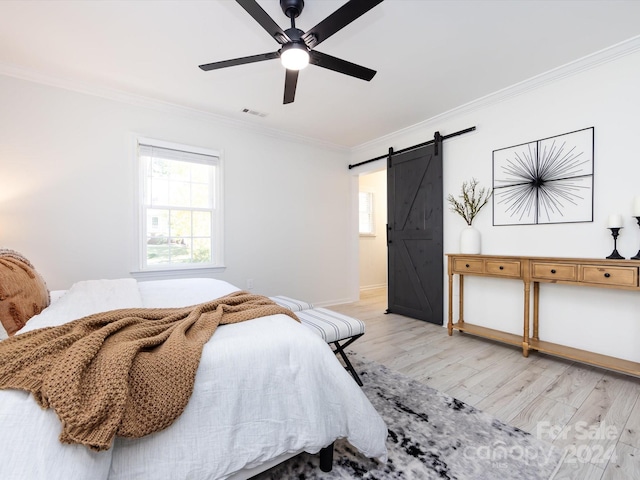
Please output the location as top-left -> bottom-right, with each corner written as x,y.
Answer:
359,191 -> 375,236
136,138 -> 223,272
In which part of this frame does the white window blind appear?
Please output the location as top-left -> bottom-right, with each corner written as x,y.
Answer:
359,191 -> 375,236
137,140 -> 223,271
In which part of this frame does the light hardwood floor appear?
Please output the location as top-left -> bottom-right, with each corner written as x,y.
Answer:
327,288 -> 640,480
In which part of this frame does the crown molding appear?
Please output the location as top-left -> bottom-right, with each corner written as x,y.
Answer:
352,34 -> 640,155
0,62 -> 349,154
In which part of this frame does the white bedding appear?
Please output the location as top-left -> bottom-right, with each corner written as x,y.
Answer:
0,278 -> 387,480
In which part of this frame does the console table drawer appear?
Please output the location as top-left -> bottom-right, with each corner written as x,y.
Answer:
485,260 -> 521,277
580,265 -> 638,287
531,262 -> 577,281
452,258 -> 484,274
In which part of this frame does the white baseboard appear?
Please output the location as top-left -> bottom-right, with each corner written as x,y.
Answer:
312,285 -> 387,308
314,297 -> 356,308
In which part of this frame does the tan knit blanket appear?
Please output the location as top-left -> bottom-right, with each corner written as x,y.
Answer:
0,291 -> 299,451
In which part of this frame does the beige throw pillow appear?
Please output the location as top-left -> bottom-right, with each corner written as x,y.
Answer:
0,249 -> 50,337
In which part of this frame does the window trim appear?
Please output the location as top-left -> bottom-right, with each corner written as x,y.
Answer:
358,190 -> 376,237
131,136 -> 225,276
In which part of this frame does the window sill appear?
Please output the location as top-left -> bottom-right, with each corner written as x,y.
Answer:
130,266 -> 226,282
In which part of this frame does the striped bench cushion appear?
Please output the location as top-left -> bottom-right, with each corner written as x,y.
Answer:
296,308 -> 365,344
269,295 -> 314,312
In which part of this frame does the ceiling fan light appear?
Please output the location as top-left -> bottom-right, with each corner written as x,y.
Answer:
280,43 -> 309,70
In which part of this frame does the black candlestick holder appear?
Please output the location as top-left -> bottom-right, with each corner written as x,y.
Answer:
632,217 -> 640,260
606,227 -> 625,259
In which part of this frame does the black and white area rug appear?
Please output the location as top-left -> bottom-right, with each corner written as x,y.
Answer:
254,355 -> 565,479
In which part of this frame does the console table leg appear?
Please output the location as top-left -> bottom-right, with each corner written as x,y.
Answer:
447,271 -> 454,336
458,275 -> 464,327
522,280 -> 530,357
533,282 -> 539,341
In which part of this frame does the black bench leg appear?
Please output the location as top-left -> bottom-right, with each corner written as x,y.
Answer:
319,442 -> 334,472
333,341 -> 363,386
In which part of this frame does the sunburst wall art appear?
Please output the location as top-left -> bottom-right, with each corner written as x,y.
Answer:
492,127 -> 594,226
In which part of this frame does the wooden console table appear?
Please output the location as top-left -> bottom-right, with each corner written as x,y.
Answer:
447,254 -> 640,376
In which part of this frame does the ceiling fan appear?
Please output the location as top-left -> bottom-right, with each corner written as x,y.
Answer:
199,0 -> 384,104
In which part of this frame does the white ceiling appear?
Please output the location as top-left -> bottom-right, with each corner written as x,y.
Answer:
1,0 -> 639,147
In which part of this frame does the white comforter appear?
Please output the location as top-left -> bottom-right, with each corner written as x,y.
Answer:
0,278 -> 387,480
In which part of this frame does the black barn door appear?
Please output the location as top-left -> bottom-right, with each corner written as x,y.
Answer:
387,140 -> 443,324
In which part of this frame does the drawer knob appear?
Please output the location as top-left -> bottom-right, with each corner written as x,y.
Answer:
465,264 -> 470,268
499,266 -> 504,270
604,272 -> 611,278
551,269 -> 556,274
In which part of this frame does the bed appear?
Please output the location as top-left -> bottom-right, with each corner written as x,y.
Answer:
0,277 -> 388,480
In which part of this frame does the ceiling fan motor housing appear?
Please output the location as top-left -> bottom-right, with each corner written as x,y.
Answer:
284,27 -> 304,42
280,0 -> 304,18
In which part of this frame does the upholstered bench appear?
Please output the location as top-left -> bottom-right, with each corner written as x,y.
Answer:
269,295 -> 314,312
270,296 -> 365,386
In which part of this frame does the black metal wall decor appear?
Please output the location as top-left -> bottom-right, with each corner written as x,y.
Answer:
492,127 -> 594,226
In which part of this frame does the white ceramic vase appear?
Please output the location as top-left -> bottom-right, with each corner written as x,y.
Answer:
460,225 -> 481,254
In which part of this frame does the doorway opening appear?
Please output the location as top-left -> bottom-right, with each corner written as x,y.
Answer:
358,169 -> 387,295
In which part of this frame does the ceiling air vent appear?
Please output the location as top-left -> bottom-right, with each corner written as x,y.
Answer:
242,108 -> 268,118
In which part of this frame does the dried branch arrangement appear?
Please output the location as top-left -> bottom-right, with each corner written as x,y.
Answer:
447,178 -> 492,226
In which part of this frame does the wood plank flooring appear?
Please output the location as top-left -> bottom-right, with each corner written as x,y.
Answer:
327,288 -> 640,480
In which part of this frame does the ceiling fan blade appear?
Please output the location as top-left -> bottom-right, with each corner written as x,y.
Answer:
199,51 -> 280,71
309,50 -> 376,81
283,69 -> 299,104
302,0 -> 384,49
236,0 -> 290,44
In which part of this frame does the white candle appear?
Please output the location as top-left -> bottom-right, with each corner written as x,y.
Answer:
607,214 -> 623,228
633,197 -> 640,217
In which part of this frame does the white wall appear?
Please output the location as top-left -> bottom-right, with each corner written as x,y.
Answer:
350,45 -> 640,362
358,169 -> 387,290
3,41 -> 640,362
0,74 -> 354,305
